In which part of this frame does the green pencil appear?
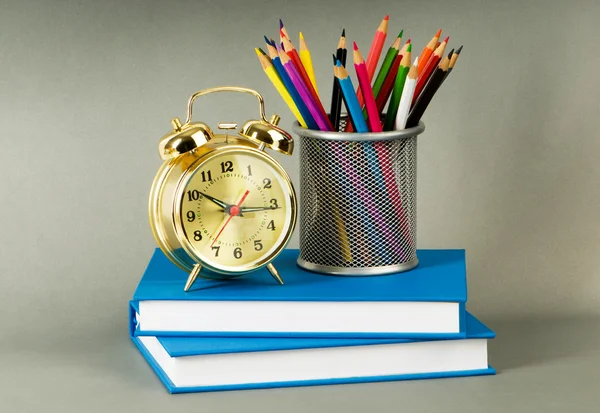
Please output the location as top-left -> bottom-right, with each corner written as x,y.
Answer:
384,43 -> 412,131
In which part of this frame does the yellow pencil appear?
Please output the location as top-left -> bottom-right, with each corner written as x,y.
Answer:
299,32 -> 319,96
255,48 -> 307,127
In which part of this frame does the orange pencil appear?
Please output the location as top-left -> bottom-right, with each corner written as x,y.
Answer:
282,36 -> 333,130
418,29 -> 441,74
413,36 -> 448,105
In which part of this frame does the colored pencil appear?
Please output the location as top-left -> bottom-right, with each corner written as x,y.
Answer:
418,28 -> 441,74
394,59 -> 418,130
263,44 -> 319,130
412,37 -> 448,105
279,46 -> 331,131
383,44 -> 412,131
299,32 -> 319,96
279,19 -> 289,41
335,60 -> 368,132
372,31 -> 402,97
353,42 -> 381,132
406,54 -> 450,127
329,30 -> 347,130
374,48 -> 403,116
282,36 -> 333,130
448,45 -> 462,74
350,15 -> 389,123
398,38 -> 411,57
255,48 -> 308,128
366,15 -> 389,81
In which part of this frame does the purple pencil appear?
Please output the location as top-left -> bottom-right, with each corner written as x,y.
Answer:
277,46 -> 332,131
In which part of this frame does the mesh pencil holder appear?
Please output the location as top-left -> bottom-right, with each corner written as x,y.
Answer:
292,117 -> 425,275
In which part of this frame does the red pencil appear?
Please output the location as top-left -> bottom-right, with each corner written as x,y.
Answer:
412,36 -> 448,105
355,15 -> 389,108
354,42 -> 382,132
282,36 -> 333,130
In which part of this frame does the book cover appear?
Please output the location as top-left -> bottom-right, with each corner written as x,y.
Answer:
131,313 -> 494,394
132,248 -> 467,338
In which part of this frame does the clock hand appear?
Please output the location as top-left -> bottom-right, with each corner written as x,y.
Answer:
210,190 -> 250,247
199,191 -> 229,209
239,206 -> 282,213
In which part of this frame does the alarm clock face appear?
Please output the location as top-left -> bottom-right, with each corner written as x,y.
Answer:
176,147 -> 296,273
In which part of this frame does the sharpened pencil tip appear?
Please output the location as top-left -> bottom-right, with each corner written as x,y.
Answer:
435,29 -> 442,38
255,48 -> 262,57
333,54 -> 337,64
456,45 -> 463,54
342,28 -> 345,37
384,15 -> 389,21
443,36 -> 450,43
447,49 -> 454,58
336,59 -> 342,67
407,39 -> 411,44
398,30 -> 403,38
264,35 -> 272,46
353,41 -> 358,51
407,43 -> 412,52
279,19 -> 284,29
299,31 -> 304,40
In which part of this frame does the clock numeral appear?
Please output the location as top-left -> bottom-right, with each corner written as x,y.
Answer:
254,240 -> 263,251
220,161 -> 233,173
233,247 -> 243,259
270,198 -> 279,209
263,178 -> 272,189
267,220 -> 276,231
247,165 -> 253,176
211,246 -> 220,257
193,230 -> 202,241
200,170 -> 212,182
187,190 -> 200,201
186,211 -> 196,222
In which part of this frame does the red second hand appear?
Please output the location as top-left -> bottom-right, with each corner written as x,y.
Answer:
210,190 -> 250,247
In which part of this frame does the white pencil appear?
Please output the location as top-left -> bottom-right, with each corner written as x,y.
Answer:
395,58 -> 419,130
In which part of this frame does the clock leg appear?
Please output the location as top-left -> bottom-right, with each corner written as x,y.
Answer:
266,263 -> 284,285
184,263 -> 203,292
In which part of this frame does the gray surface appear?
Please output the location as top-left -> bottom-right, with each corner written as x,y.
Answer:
2,317 -> 599,411
2,0 -> 600,410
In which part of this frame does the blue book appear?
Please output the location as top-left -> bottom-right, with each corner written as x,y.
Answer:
131,312 -> 494,394
131,248 -> 468,338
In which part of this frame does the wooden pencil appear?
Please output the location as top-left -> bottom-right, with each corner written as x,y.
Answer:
279,46 -> 331,131
279,18 -> 289,41
353,42 -> 382,132
412,36 -> 448,105
383,44 -> 412,131
264,44 -> 318,130
372,31 -> 402,97
255,48 -> 308,128
448,45 -> 462,74
418,28 -> 441,74
394,59 -> 418,130
351,15 -> 389,119
374,48 -> 405,117
335,60 -> 368,132
299,32 -> 319,95
282,36 -> 333,130
406,55 -> 450,127
329,29 -> 347,130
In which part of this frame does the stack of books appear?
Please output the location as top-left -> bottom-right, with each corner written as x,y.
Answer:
130,249 -> 495,393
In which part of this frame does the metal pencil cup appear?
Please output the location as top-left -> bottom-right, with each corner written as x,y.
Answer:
293,117 -> 425,275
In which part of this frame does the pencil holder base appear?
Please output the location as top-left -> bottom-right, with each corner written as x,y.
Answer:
297,257 -> 419,276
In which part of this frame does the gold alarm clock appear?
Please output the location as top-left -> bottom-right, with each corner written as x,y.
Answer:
149,86 -> 297,292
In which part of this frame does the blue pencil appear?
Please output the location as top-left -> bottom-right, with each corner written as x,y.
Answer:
334,60 -> 368,133
264,38 -> 318,130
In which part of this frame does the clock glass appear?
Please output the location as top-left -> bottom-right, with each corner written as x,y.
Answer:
177,148 -> 295,273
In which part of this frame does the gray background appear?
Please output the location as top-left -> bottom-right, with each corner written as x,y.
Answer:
1,0 -> 600,411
